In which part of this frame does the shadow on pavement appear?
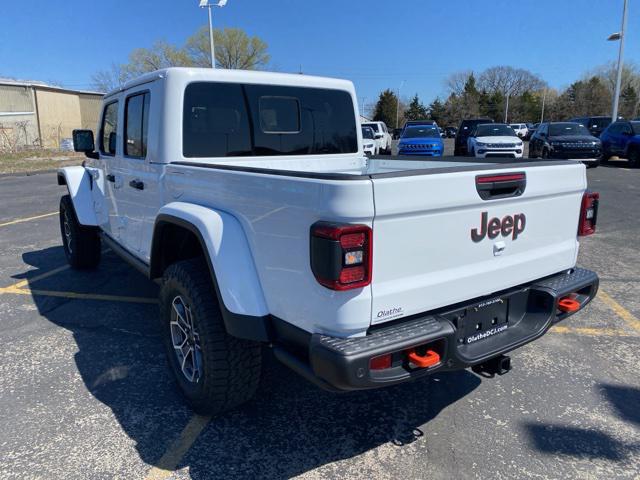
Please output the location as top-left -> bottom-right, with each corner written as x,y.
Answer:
523,423 -> 639,461
20,245 -> 481,478
600,383 -> 640,426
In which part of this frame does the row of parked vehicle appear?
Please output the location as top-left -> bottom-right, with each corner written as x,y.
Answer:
362,115 -> 639,168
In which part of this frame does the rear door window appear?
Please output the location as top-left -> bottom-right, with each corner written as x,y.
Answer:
124,92 -> 150,158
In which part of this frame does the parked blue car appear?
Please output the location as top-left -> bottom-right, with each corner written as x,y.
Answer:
398,125 -> 443,156
600,120 -> 640,167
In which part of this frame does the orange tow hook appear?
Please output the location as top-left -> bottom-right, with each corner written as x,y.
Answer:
558,296 -> 581,313
407,349 -> 441,368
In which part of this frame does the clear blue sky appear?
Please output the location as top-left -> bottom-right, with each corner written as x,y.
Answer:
1,0 -> 637,111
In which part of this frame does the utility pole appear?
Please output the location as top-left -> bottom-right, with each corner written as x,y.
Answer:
609,0 -> 629,122
207,5 -> 215,68
504,93 -> 510,123
540,88 -> 547,123
396,80 -> 405,129
199,0 -> 228,69
361,96 -> 366,118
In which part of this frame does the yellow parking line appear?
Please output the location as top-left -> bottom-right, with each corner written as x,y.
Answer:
145,415 -> 211,480
7,264 -> 70,289
550,325 -> 632,337
0,285 -> 156,304
0,212 -> 57,228
598,290 -> 640,334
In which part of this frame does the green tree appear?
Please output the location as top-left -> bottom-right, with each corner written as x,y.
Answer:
91,27 -> 270,92
185,27 -> 270,69
373,89 -> 399,127
620,84 -> 639,119
427,98 -> 446,124
404,94 -> 428,121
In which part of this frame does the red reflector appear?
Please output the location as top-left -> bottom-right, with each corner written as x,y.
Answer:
476,173 -> 526,184
339,266 -> 365,284
370,354 -> 392,370
340,232 -> 365,248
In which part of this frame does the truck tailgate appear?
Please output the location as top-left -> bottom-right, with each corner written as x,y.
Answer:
370,162 -> 586,325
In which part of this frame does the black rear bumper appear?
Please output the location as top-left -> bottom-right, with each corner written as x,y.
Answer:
274,268 -> 599,391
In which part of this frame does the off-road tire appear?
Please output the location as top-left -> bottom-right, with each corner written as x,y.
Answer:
59,195 -> 101,269
159,258 -> 261,415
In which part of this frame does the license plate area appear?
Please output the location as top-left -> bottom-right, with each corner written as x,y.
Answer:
458,297 -> 509,345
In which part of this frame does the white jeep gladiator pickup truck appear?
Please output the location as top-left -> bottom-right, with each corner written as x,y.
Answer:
60,68 -> 599,415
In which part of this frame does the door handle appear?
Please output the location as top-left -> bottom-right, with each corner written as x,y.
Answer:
129,179 -> 144,190
106,174 -> 115,183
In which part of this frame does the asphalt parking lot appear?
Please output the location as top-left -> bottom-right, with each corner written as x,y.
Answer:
0,156 -> 639,479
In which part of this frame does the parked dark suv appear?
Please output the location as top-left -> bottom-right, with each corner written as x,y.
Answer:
454,118 -> 494,156
529,122 -> 602,168
569,116 -> 613,138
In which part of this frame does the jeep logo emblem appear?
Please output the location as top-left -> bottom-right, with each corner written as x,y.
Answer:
471,212 -> 526,242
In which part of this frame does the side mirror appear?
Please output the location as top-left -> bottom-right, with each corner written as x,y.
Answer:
374,133 -> 383,139
72,129 -> 95,153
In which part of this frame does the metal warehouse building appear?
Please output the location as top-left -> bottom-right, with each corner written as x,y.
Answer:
0,80 -> 103,150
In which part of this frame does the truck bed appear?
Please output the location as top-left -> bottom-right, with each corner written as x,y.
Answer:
172,155 -> 576,180
166,155 -> 586,335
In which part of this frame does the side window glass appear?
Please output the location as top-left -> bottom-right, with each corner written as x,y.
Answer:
100,101 -> 118,155
125,92 -> 150,158
621,124 -> 632,135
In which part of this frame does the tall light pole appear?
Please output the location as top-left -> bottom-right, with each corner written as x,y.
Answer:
608,0 -> 629,122
504,92 -> 510,123
361,96 -> 366,119
540,88 -> 547,123
199,0 -> 228,69
396,80 -> 405,128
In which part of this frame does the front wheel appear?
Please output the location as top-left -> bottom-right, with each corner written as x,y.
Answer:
59,195 -> 101,269
159,258 -> 262,415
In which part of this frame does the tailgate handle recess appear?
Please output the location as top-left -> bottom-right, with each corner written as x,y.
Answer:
476,172 -> 526,200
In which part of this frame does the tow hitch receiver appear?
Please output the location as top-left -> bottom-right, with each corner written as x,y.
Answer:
472,354 -> 511,377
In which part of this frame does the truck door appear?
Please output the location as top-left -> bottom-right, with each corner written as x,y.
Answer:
115,89 -> 159,256
93,99 -> 121,239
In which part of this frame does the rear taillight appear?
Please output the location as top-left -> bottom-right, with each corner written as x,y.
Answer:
578,191 -> 599,236
310,222 -> 372,290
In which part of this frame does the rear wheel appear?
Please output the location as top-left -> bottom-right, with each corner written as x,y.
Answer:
159,258 -> 262,415
59,195 -> 101,269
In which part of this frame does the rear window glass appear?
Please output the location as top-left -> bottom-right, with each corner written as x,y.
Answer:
183,82 -> 357,157
259,96 -> 300,133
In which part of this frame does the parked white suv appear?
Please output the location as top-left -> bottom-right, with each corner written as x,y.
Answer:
510,123 -> 528,138
60,68 -> 599,415
468,124 -> 525,158
362,121 -> 392,154
361,125 -> 378,156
